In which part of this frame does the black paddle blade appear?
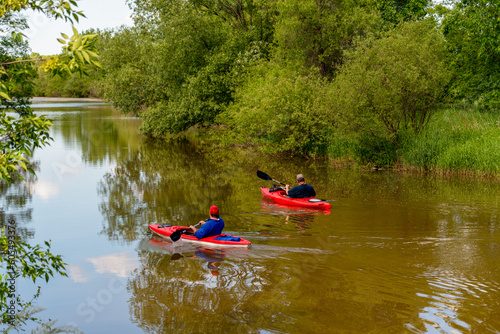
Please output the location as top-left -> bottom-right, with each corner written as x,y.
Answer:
171,253 -> 183,260
170,228 -> 189,242
257,170 -> 272,181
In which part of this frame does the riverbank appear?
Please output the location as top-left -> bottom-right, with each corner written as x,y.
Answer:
32,97 -> 104,103
31,96 -> 500,179
398,105 -> 500,177
204,104 -> 500,179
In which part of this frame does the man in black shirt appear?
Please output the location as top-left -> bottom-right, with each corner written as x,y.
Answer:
285,174 -> 316,198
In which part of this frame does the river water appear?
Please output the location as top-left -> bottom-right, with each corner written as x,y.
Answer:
2,99 -> 500,333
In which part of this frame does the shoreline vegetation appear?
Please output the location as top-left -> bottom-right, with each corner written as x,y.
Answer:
30,0 -> 500,179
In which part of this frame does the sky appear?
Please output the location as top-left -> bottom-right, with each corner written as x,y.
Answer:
25,0 -> 133,55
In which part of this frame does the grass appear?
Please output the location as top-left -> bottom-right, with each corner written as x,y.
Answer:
400,105 -> 500,175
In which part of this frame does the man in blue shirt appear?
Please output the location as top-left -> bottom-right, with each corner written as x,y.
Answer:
286,174 -> 316,198
189,205 -> 225,239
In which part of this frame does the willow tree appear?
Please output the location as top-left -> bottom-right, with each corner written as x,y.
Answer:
272,0 -> 431,78
100,0 -> 276,136
332,20 -> 451,164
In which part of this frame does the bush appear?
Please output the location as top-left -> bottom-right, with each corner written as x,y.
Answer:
330,19 -> 451,153
219,64 -> 333,156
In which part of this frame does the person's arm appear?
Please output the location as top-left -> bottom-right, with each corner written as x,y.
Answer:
285,184 -> 290,195
194,220 -> 213,239
287,185 -> 298,197
190,220 -> 206,233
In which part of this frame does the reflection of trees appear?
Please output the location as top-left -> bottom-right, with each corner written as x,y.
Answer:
128,247 -> 290,333
34,104 -> 142,166
128,241 -> 422,333
0,162 -> 39,240
98,140 -> 233,243
97,138 -> 348,244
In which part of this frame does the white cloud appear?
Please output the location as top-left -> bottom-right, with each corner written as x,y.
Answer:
28,179 -> 60,200
86,251 -> 138,278
67,264 -> 91,283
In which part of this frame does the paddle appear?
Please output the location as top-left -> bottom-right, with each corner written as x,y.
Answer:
171,253 -> 184,260
257,170 -> 287,187
170,218 -> 208,242
170,223 -> 200,242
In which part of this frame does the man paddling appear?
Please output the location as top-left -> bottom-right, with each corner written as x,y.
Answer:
285,174 -> 316,198
189,205 -> 225,239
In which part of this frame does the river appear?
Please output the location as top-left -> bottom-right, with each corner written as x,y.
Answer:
2,99 -> 500,333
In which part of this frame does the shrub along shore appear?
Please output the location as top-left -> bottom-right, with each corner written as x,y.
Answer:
219,104 -> 500,178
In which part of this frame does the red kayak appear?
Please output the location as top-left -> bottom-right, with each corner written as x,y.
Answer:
149,224 -> 251,248
260,187 -> 331,209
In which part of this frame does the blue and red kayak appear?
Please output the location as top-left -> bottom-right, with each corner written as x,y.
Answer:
260,187 -> 331,209
149,224 -> 251,248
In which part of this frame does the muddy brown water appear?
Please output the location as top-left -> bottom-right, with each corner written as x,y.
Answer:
2,99 -> 500,333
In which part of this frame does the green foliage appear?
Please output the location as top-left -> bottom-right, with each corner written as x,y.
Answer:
273,0 -> 384,77
43,26 -> 101,77
401,106 -> 500,173
101,0 -> 274,132
100,0 -> 440,145
0,110 -> 53,182
0,12 -> 37,114
0,0 -> 85,21
1,0 -> 101,183
0,19 -> 53,182
219,64 -> 332,155
353,136 -> 400,166
441,0 -> 500,108
0,229 -> 67,328
331,20 -> 451,155
33,60 -> 102,98
97,27 -> 151,114
375,0 -> 430,24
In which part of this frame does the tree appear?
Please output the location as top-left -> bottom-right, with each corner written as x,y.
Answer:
272,0 -> 381,78
331,20 -> 451,163
1,0 -> 100,182
441,0 -> 500,108
219,63 -> 332,155
101,0 -> 275,136
272,0 -> 431,78
1,1 -> 99,330
0,231 -> 67,327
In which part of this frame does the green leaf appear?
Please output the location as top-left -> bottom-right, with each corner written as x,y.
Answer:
74,50 -> 84,63
0,91 -> 11,100
80,50 -> 90,62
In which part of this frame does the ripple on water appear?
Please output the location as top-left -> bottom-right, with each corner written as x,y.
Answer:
410,269 -> 500,333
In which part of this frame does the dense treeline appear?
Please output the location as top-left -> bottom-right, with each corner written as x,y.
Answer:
35,0 -> 500,172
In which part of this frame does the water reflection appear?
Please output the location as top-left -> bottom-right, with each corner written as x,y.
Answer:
130,241 -> 266,333
259,198 -> 331,231
144,237 -> 251,277
97,140 -> 234,244
32,100 -> 142,166
8,100 -> 500,333
0,162 -> 39,240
